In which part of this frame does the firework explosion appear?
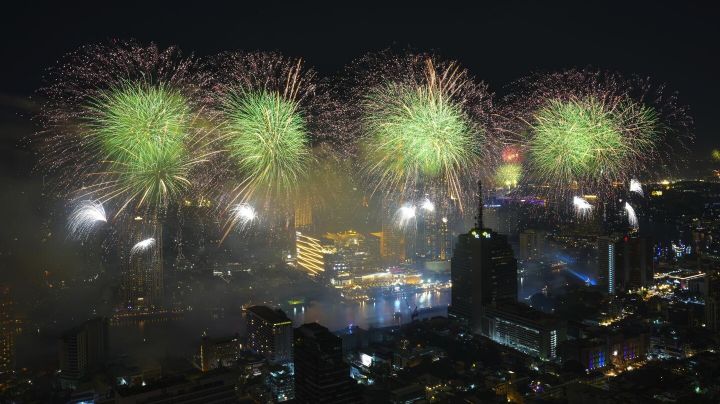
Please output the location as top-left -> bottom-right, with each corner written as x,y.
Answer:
67,200 -> 107,240
40,41 -> 214,218
504,69 -> 690,197
210,52 -> 344,238
420,198 -> 435,212
211,53 -> 335,205
130,237 -> 156,258
572,196 -> 592,218
221,89 -> 312,201
629,179 -> 644,196
625,202 -> 639,229
230,202 -> 257,231
495,163 -> 522,188
352,53 -> 494,210
528,96 -> 657,190
395,204 -> 417,229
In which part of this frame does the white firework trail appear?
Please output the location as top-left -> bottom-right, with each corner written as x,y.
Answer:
67,200 -> 107,240
230,203 -> 257,230
420,198 -> 435,212
573,196 -> 592,219
395,204 -> 417,229
130,237 -> 156,258
625,202 -> 639,229
629,179 -> 644,197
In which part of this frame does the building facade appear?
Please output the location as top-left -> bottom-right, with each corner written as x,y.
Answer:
246,306 -> 293,364
294,323 -> 359,403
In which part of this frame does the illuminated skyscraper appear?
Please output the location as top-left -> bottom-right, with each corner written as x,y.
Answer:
599,234 -> 653,295
481,303 -> 563,360
295,201 -> 313,231
296,232 -> 334,277
598,235 -> 617,295
246,306 -> 293,364
120,216 -> 163,310
449,182 -> 518,328
0,286 -> 14,375
378,223 -> 405,264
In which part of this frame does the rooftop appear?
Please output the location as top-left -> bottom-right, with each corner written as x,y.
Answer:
246,306 -> 291,325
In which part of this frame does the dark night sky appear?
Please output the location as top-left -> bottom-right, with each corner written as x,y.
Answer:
1,2 -> 719,150
0,0 -> 718,216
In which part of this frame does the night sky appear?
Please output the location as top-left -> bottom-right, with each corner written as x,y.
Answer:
1,2 -> 718,150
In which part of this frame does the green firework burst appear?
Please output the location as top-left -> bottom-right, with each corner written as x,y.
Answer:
495,163 -> 522,188
362,82 -> 480,195
222,89 -> 312,200
528,97 -> 657,186
85,83 -> 200,211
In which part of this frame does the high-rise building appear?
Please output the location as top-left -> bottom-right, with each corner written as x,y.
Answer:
598,236 -> 617,295
295,200 -> 313,231
58,318 -> 109,388
0,286 -> 14,375
415,199 -> 455,262
616,235 -> 654,290
246,306 -> 293,364
598,234 -> 654,294
267,363 -> 295,402
295,232 -> 334,277
481,303 -> 565,360
378,222 -> 406,264
199,335 -> 243,372
120,216 -> 163,310
294,323 -> 359,404
518,229 -> 544,261
706,270 -> 720,331
449,182 -> 518,328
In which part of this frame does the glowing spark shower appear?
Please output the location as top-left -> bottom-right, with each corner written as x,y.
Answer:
420,199 -> 435,212
625,202 -> 639,229
573,196 -> 592,218
495,163 -> 522,188
67,200 -> 107,240
221,89 -> 312,201
130,237 -> 156,258
629,179 -> 644,196
528,97 -> 657,189
354,53 -> 494,209
395,204 -> 417,229
503,69 -> 691,198
230,203 -> 257,230
39,42 -> 215,216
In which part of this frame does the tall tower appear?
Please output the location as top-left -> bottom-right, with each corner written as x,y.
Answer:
246,306 -> 293,364
706,270 -> 720,331
449,182 -> 517,329
120,216 -> 163,311
476,180 -> 483,229
294,323 -> 359,403
0,286 -> 14,375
